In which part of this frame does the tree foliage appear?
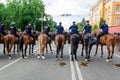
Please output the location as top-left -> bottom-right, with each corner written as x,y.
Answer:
77,18 -> 85,31
99,17 -> 104,28
0,0 -> 56,31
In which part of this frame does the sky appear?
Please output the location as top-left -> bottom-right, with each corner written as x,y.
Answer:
0,0 -> 97,29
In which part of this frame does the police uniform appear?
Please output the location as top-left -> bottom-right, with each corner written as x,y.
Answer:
9,25 -> 19,38
0,23 -> 6,35
25,25 -> 35,44
97,23 -> 108,43
84,24 -> 92,34
56,25 -> 64,34
69,24 -> 78,34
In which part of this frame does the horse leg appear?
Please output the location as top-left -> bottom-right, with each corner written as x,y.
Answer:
32,44 -> 34,54
111,44 -> 115,60
74,48 -> 77,61
13,44 -> 15,55
49,43 -> 53,54
94,44 -> 99,56
106,45 -> 111,62
3,43 -> 5,54
101,45 -> 103,58
25,45 -> 27,58
41,46 -> 45,60
71,49 -> 74,61
88,44 -> 93,60
81,44 -> 84,56
29,44 -> 31,55
8,44 -> 13,59
46,45 -> 48,54
56,48 -> 59,60
60,47 -> 63,60
85,46 -> 88,61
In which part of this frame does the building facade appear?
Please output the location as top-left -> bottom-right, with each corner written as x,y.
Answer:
90,0 -> 120,26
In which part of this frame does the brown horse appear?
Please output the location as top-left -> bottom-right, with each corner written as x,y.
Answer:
55,34 -> 65,60
19,35 -> 34,58
38,34 -> 51,59
94,29 -> 120,62
4,34 -> 17,59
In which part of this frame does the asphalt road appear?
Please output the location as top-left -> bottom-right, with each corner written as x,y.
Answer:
0,42 -> 120,80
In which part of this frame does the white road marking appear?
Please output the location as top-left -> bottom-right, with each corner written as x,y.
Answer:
0,58 -> 22,71
69,47 -> 76,80
114,54 -> 120,58
75,60 -> 84,80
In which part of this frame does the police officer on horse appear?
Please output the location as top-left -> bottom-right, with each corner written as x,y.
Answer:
25,23 -> 35,45
0,22 -> 6,35
56,22 -> 64,34
96,20 -> 108,44
9,22 -> 19,41
83,20 -> 92,34
43,25 -> 51,41
69,21 -> 78,34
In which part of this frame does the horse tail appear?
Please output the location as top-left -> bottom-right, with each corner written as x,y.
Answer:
58,37 -> 62,49
19,36 -> 23,50
116,36 -> 120,51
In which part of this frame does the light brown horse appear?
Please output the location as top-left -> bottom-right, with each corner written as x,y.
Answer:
38,34 -> 51,59
19,35 -> 34,58
55,34 -> 65,60
4,34 -> 17,59
94,29 -> 120,62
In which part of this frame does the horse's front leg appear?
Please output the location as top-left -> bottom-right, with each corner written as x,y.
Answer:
13,44 -> 15,55
106,45 -> 111,62
71,50 -> 74,61
88,44 -> 93,60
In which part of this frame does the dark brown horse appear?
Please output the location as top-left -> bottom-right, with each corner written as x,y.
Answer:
4,34 -> 17,59
19,35 -> 34,58
55,34 -> 65,60
38,34 -> 51,59
94,29 -> 120,62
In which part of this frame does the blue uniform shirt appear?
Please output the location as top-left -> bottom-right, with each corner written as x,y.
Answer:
25,25 -> 32,33
69,25 -> 78,33
101,24 -> 108,33
0,26 -> 4,33
56,25 -> 64,34
84,24 -> 91,33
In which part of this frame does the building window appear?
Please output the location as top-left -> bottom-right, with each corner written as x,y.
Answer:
116,5 -> 120,13
116,17 -> 120,25
108,6 -> 110,13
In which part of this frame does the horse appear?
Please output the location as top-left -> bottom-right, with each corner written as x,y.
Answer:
38,34 -> 51,59
4,34 -> 17,59
94,29 -> 120,62
81,32 -> 96,61
55,34 -> 65,60
70,33 -> 80,61
19,34 -> 34,58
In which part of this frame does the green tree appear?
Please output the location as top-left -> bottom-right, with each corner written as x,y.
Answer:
92,24 -> 99,31
77,18 -> 85,31
99,17 -> 104,28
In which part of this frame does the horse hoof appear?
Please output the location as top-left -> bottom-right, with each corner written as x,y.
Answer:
85,59 -> 88,62
51,51 -> 53,54
100,55 -> 103,58
9,57 -> 12,59
37,56 -> 40,59
106,59 -> 110,62
41,56 -> 45,60
60,58 -> 63,61
25,57 -> 28,59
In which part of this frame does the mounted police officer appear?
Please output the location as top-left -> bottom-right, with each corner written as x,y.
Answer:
56,22 -> 64,34
9,22 -> 19,41
25,23 -> 35,45
43,25 -> 52,43
83,20 -> 92,34
69,21 -> 78,34
0,22 -> 6,35
96,20 -> 108,44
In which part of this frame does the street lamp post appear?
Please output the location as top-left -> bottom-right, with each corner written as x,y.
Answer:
39,17 -> 46,32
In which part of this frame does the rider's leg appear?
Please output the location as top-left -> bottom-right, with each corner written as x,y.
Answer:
30,33 -> 36,45
96,32 -> 104,44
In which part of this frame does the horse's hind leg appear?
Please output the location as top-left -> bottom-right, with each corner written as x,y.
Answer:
111,44 -> 115,60
106,45 -> 111,62
101,45 -> 103,58
81,44 -> 84,56
25,45 -> 27,58
46,45 -> 48,54
29,45 -> 31,55
49,43 -> 53,54
94,45 -> 99,56
56,48 -> 59,60
13,44 -> 15,55
3,43 -> 5,54
60,47 -> 63,60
